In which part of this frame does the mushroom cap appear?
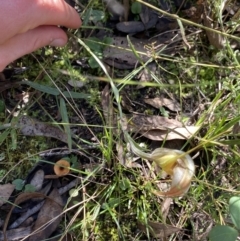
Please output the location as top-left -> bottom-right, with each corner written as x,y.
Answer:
54,159 -> 70,177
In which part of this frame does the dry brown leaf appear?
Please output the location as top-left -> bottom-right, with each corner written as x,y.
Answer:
49,232 -> 74,241
101,84 -> 116,129
203,6 -> 225,49
123,0 -> 130,21
144,97 -> 181,112
182,4 -> 204,23
101,84 -> 111,123
3,192 -> 55,241
0,184 -> 14,207
103,31 -> 180,69
68,79 -> 85,88
233,122 -> 240,135
126,114 -> 199,140
139,3 -> 149,25
151,139 -> 186,150
161,198 -> 173,221
29,188 -> 63,241
116,142 -> 125,165
137,62 -> 157,85
138,220 -> 180,238
139,126 -> 199,141
104,0 -> 124,16
16,115 -> 68,143
29,169 -> 44,192
0,226 -> 32,241
129,114 -> 183,131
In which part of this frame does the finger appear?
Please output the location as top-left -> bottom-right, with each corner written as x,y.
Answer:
0,26 -> 68,71
35,0 -> 82,29
0,0 -> 81,42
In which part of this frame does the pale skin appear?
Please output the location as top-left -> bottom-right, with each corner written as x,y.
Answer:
0,0 -> 81,71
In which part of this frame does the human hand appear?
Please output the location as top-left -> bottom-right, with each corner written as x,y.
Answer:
0,0 -> 81,71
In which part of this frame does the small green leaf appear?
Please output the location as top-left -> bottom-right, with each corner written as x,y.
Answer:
208,225 -> 238,241
82,8 -> 92,25
103,37 -> 113,46
108,198 -> 120,208
84,37 -> 103,52
12,179 -> 24,191
69,188 -> 79,197
24,81 -> 60,95
229,196 -> 240,229
24,184 -> 36,192
83,9 -> 104,24
92,204 -> 101,220
101,202 -> 109,210
0,129 -> 10,145
62,91 -> 90,99
60,97 -> 72,151
70,156 -> 79,170
89,10 -> 105,22
119,177 -> 131,191
88,56 -> 100,68
131,2 -> 142,14
23,80 -> 90,98
10,129 -> 17,150
159,107 -> 169,118
70,155 -> 77,164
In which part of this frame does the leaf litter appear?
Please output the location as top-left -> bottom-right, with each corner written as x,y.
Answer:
0,152 -> 99,241
144,96 -> 181,112
0,184 -> 15,207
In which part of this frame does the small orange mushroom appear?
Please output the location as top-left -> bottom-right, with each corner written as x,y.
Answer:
54,159 -> 70,177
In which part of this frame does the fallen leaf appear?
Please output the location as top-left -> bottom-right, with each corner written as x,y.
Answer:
104,0 -> 124,16
68,80 -> 85,88
29,188 -> 63,241
49,231 -> 74,241
139,3 -> 149,24
129,114 -> 183,130
127,114 -> 199,140
3,192 -> 54,240
15,115 -> 68,143
9,201 -> 45,230
233,122 -> 240,136
161,198 -> 172,221
29,169 -> 44,192
139,126 -> 200,141
0,226 -> 32,241
137,62 -> 157,86
123,0 -> 130,21
144,97 -> 181,112
203,7 -> 225,49
116,142 -> 125,165
138,220 -> 180,238
182,5 -> 204,23
152,139 -> 186,150
101,84 -> 116,128
0,184 -> 15,207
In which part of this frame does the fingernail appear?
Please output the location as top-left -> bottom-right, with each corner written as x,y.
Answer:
50,38 -> 66,47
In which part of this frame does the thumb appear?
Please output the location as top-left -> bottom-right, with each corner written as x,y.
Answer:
0,26 -> 68,71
